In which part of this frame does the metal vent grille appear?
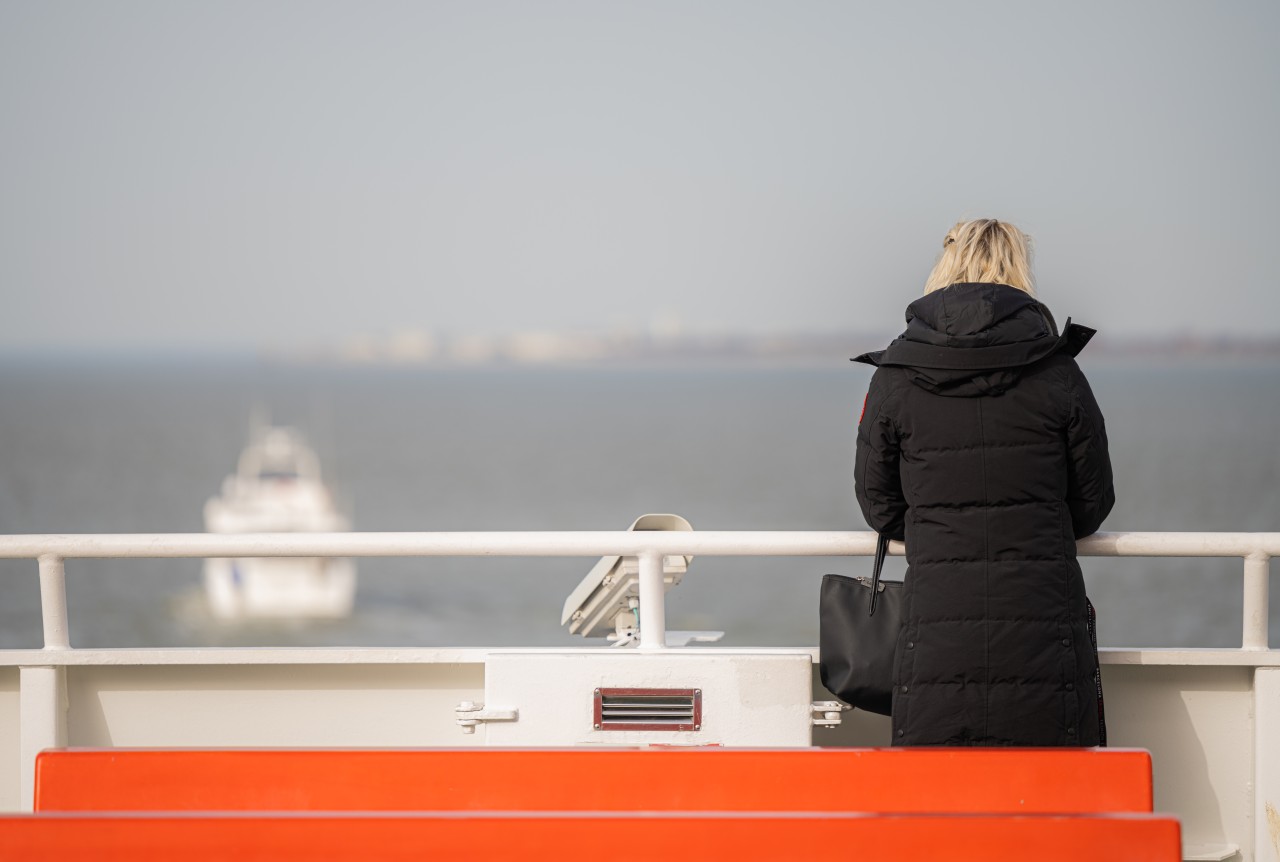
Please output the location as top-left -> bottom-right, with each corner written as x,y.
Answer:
593,688 -> 701,732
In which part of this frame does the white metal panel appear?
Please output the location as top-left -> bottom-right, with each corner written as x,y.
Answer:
18,666 -> 66,810
482,650 -> 813,747
64,664 -> 484,748
1257,668 -> 1280,862
0,669 -> 19,812
1103,664 -> 1254,860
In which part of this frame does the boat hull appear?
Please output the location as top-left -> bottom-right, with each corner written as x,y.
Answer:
202,557 -> 356,619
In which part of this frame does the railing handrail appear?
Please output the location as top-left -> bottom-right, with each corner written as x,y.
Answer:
1,530 -> 1278,559
1,530 -> 1273,651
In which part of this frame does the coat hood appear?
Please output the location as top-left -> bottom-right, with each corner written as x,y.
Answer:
852,283 -> 1096,396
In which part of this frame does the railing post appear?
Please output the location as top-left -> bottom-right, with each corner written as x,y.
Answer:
19,665 -> 67,810
37,554 -> 70,650
637,550 -> 667,650
1242,551 -> 1270,650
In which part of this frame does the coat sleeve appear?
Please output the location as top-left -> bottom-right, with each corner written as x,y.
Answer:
854,369 -> 907,541
1065,362 -> 1115,539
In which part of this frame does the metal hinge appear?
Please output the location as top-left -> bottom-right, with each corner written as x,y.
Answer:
455,700 -> 519,734
810,700 -> 849,728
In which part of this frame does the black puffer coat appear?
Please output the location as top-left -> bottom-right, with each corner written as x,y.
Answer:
854,283 -> 1114,746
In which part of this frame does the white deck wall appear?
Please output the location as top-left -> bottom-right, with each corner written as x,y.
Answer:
0,669 -> 18,812
3,649 -> 1278,861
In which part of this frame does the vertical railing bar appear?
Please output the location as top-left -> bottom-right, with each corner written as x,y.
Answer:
637,550 -> 667,650
1242,551 -> 1270,650
37,554 -> 70,650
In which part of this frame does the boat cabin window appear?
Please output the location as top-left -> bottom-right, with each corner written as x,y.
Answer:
258,469 -> 300,481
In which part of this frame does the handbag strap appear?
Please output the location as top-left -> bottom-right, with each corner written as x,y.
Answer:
868,533 -> 889,616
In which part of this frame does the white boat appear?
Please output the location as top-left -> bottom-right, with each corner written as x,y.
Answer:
202,426 -> 355,619
0,522 -> 1277,860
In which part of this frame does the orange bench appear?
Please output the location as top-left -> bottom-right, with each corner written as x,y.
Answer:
0,811 -> 1182,862
35,747 -> 1154,813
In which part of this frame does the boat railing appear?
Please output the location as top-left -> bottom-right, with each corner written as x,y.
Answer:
0,530 -> 1276,651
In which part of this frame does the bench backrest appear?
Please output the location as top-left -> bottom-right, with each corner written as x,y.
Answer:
0,812 -> 1182,862
34,747 -> 1154,813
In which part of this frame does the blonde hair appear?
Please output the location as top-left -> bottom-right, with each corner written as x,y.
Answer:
923,219 -> 1035,295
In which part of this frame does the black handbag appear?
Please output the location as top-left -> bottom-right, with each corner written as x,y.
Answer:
819,533 -> 902,715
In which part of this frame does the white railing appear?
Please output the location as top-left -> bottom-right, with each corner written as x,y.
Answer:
1,530 -> 1277,651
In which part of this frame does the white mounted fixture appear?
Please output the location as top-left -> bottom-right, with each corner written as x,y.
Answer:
560,514 -> 722,647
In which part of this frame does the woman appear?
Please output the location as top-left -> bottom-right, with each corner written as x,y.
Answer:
853,219 -> 1114,746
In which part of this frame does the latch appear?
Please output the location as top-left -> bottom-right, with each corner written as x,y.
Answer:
810,700 -> 849,728
455,700 -> 519,734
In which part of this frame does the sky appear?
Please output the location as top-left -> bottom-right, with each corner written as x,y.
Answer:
1,0 -> 1278,353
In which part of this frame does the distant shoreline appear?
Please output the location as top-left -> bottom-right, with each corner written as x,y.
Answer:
3,332 -> 1278,368
266,331 -> 1280,368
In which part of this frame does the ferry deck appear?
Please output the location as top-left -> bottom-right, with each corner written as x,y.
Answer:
0,528 -> 1276,860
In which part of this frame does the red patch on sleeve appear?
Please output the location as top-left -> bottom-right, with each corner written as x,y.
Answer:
859,393 -> 869,423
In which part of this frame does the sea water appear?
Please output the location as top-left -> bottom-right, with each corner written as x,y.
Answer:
0,357 -> 1277,650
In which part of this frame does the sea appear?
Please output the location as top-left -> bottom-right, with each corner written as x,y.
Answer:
1,356 -> 1277,651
